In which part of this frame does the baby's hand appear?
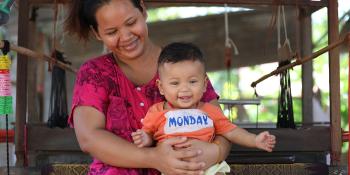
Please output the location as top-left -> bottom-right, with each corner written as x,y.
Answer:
255,131 -> 276,152
131,129 -> 153,147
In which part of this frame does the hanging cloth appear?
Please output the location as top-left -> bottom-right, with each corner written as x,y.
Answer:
276,6 -> 295,128
47,50 -> 70,128
277,60 -> 295,128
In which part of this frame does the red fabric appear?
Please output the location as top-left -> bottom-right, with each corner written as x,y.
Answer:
0,129 -> 14,143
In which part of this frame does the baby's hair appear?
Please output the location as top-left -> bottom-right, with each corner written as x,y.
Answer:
158,42 -> 205,70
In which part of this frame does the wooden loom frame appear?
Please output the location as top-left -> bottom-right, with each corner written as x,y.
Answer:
13,0 -> 344,167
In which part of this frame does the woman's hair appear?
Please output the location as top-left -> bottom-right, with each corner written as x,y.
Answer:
158,42 -> 205,68
64,0 -> 143,41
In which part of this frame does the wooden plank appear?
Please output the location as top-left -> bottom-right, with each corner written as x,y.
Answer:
148,0 -> 327,7
327,0 -> 341,166
26,124 -> 329,152
148,9 -> 298,71
29,0 -> 327,7
16,0 -> 29,166
27,124 -> 81,151
231,127 -> 330,152
27,17 -> 40,123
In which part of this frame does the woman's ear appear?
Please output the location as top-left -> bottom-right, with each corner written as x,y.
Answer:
90,26 -> 102,41
156,79 -> 164,95
140,0 -> 148,19
203,76 -> 208,92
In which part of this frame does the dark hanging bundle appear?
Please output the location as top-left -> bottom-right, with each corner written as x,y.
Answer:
277,60 -> 296,128
47,50 -> 70,128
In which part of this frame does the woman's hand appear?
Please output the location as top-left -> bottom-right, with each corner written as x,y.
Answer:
152,137 -> 206,175
175,136 -> 231,170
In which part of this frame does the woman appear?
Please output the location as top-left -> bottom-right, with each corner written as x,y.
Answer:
65,0 -> 231,174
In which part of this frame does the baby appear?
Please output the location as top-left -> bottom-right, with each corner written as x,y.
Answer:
132,42 -> 276,175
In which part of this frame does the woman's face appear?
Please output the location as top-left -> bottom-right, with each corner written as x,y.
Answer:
95,0 -> 148,60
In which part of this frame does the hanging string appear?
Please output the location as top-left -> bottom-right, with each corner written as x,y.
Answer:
254,88 -> 260,128
1,40 -> 12,175
224,4 -> 239,56
224,4 -> 239,100
277,5 -> 292,59
4,108 -> 9,173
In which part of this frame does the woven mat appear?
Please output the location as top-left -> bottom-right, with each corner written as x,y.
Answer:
42,163 -> 329,175
230,163 -> 328,175
42,163 -> 89,175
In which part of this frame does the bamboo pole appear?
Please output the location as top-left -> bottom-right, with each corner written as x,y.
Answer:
251,33 -> 349,88
0,40 -> 77,73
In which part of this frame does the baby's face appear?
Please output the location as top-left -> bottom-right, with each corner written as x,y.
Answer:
158,60 -> 207,109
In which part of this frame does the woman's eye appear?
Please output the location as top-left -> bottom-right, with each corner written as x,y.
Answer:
190,80 -> 198,84
106,31 -> 117,36
127,20 -> 136,26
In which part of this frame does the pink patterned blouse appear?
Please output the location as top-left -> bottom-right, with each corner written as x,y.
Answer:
69,53 -> 219,175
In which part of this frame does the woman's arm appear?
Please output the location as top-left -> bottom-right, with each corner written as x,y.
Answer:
73,106 -> 205,174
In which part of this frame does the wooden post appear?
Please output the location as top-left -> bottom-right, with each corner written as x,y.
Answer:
27,9 -> 40,123
328,0 -> 341,165
16,0 -> 29,166
300,9 -> 313,125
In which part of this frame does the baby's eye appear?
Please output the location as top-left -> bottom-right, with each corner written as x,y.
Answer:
189,80 -> 198,84
170,82 -> 179,85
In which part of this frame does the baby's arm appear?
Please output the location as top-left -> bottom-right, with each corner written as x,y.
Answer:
222,128 -> 276,152
131,129 -> 154,147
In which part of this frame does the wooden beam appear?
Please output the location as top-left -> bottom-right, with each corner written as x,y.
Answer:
27,124 -> 80,151
27,14 -> 40,123
16,0 -> 29,167
232,127 -> 330,152
26,124 -> 329,152
147,0 -> 327,7
29,0 -> 327,7
300,8 -> 314,125
327,0 -> 341,166
149,9 -> 298,71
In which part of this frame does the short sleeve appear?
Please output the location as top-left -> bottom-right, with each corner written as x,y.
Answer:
142,103 -> 164,134
201,76 -> 219,102
68,61 -> 109,127
203,103 -> 236,134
